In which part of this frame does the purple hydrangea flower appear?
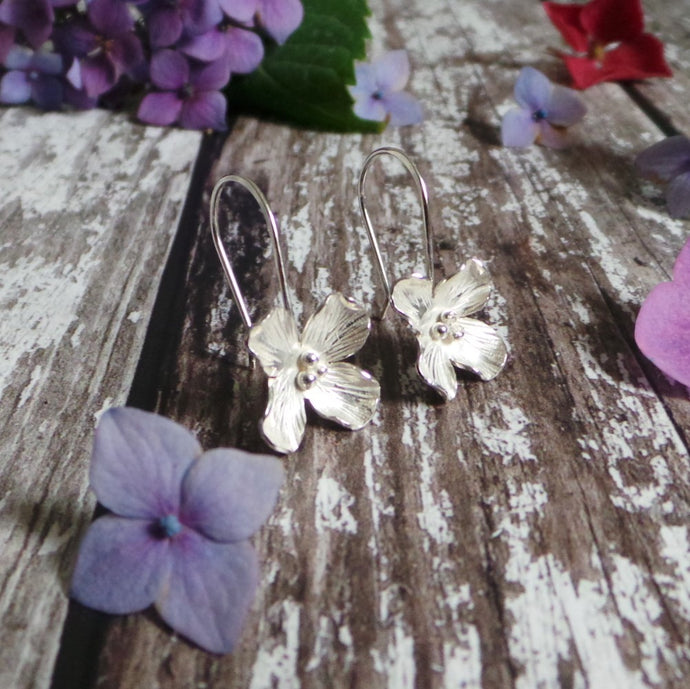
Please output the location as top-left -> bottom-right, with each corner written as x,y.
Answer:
138,49 -> 230,130
140,0 -> 223,49
635,237 -> 690,387
70,407 -> 284,654
635,135 -> 690,219
179,25 -> 263,74
501,67 -> 587,149
0,45 -> 63,109
52,0 -> 144,98
348,50 -> 423,127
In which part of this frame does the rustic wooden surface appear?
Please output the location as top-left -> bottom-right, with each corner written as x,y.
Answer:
1,0 -> 689,687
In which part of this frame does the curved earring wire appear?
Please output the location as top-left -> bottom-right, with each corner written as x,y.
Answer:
210,175 -> 291,329
358,146 -> 433,306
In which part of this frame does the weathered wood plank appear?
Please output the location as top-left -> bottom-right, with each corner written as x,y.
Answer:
0,108 -> 202,688
50,0 -> 690,688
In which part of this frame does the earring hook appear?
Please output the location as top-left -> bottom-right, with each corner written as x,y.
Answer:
358,146 -> 433,306
210,175 -> 292,329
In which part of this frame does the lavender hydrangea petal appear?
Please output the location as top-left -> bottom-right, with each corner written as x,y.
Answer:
674,239 -> 690,287
351,93 -> 387,122
4,45 -> 33,69
138,91 -> 184,125
446,318 -> 508,381
261,368 -> 307,454
302,293 -> 370,363
150,49 -> 189,90
304,362 -> 380,430
191,57 -> 231,91
372,49 -> 410,93
248,308 -> 300,377
70,516 -> 169,614
224,27 -> 264,73
90,408 -> 201,520
110,32 -> 145,73
182,0 -> 223,36
537,120 -> 569,149
501,107 -> 539,147
391,277 -> 434,332
79,54 -> 116,97
417,342 -> 458,400
0,0 -> 53,49
351,62 -> 376,95
32,74 -> 63,109
219,0 -> 257,22
0,70 -> 31,103
179,91 -> 227,130
181,448 -> 284,542
514,67 -> 552,111
383,91 -> 423,126
434,259 -> 493,317
32,51 -> 63,75
256,0 -> 303,44
180,28 -> 227,62
546,84 -> 586,127
635,136 -> 690,182
666,171 -> 690,219
88,0 -> 134,37
149,8 -> 184,47
66,58 -> 82,88
156,532 -> 258,654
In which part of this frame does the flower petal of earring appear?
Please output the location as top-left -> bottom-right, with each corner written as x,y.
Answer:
211,175 -> 380,454
359,147 -> 508,401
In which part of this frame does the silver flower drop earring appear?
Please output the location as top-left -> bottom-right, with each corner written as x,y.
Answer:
358,147 -> 508,401
211,175 -> 380,454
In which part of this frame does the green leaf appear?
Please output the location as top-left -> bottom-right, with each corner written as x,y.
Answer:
226,0 -> 384,133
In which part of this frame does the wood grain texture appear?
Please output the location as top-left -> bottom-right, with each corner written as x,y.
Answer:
0,108 -> 202,689
66,0 -> 690,687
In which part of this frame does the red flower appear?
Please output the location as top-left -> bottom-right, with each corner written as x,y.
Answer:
543,0 -> 672,89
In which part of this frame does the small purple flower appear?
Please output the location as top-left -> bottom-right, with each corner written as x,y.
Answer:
501,67 -> 587,149
0,45 -> 63,109
179,25 -> 263,74
138,49 -> 230,130
141,0 -> 223,49
70,407 -> 284,654
635,135 -> 690,219
348,50 -> 423,127
52,0 -> 144,98
635,237 -> 690,387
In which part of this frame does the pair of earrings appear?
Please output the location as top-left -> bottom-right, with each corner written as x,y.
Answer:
210,148 -> 508,454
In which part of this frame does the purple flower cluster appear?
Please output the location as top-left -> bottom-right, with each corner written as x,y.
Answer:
0,0 -> 303,130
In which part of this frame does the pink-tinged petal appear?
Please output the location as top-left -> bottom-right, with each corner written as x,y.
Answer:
180,91 -> 228,130
635,136 -> 690,182
256,0 -> 303,44
434,259 -> 492,317
446,318 -> 508,381
192,57 -> 231,91
70,516 -> 169,614
546,84 -> 586,126
149,8 -> 183,48
138,91 -> 184,126
391,276 -> 434,332
417,342 -> 458,401
150,49 -> 189,90
580,0 -> 644,45
536,121 -> 569,149
666,172 -> 690,219
543,2 -> 589,53
302,293 -> 371,363
180,28 -> 227,62
219,0 -> 257,23
156,532 -> 258,654
261,368 -> 306,454
0,70 -> 31,104
674,240 -> 690,288
80,54 -> 117,97
383,91 -> 424,126
181,448 -> 284,542
372,50 -> 410,93
303,362 -> 380,430
501,107 -> 539,147
635,278 -> 690,388
90,408 -> 201,519
88,0 -> 134,37
248,308 -> 300,377
224,27 -> 264,74
514,67 -> 552,112
352,94 -> 387,122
